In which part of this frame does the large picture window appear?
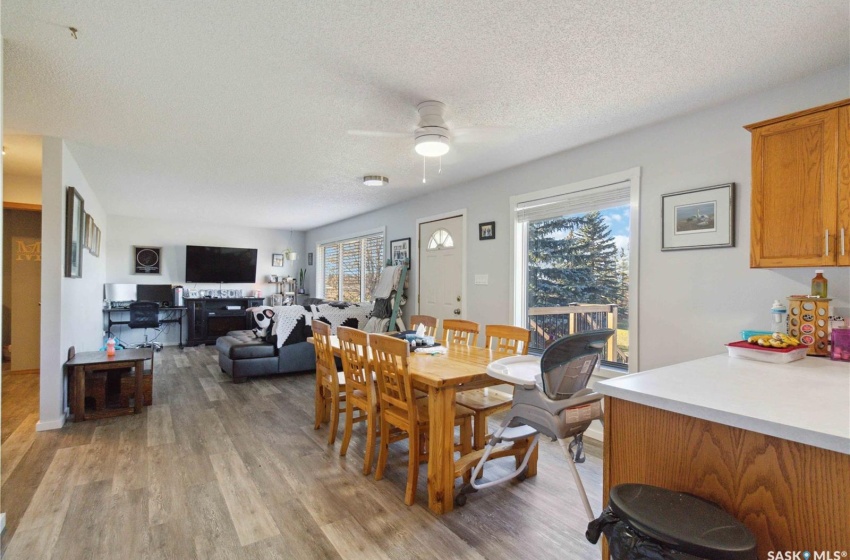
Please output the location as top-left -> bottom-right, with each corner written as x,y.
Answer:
319,231 -> 385,302
512,169 -> 640,372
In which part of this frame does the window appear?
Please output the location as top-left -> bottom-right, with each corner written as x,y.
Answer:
319,232 -> 385,302
427,228 -> 454,250
512,170 -> 640,372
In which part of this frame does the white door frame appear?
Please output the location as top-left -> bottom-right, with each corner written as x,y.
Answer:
415,209 -> 468,318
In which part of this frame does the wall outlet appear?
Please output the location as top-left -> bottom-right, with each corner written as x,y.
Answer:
474,274 -> 489,285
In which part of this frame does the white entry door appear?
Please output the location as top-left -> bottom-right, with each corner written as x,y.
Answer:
419,215 -> 464,322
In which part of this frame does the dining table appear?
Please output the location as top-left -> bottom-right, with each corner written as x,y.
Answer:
312,335 -> 538,514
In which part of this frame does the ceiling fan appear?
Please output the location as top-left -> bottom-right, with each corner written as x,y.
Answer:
348,100 -> 509,158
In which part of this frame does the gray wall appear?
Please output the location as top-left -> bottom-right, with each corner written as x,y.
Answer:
40,138 -> 109,429
305,66 -> 850,372
105,215 -> 306,346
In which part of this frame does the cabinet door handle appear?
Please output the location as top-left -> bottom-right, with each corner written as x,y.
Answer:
842,228 -> 846,257
825,229 -> 829,257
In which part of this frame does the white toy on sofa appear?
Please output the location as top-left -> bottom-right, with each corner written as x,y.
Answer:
248,306 -> 276,338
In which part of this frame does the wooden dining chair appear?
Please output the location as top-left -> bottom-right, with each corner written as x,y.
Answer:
456,325 -> 531,450
313,320 -> 346,445
442,319 -> 480,346
409,315 -> 438,338
337,326 -> 379,475
370,333 -> 473,505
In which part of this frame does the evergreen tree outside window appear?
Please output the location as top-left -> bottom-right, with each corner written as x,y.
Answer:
514,172 -> 638,371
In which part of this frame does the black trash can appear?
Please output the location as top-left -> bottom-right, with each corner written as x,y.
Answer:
586,484 -> 757,560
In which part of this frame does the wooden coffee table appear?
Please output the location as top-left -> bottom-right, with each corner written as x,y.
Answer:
65,348 -> 153,421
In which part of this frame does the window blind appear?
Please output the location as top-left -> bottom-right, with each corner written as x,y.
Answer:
363,234 -> 384,301
323,245 -> 340,301
320,232 -> 384,302
516,180 -> 631,223
341,240 -> 361,302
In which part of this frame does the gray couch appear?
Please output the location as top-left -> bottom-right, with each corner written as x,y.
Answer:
216,331 -> 316,383
217,302 -> 370,383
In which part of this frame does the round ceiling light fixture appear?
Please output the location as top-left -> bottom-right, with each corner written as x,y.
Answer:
414,128 -> 450,157
363,175 -> 389,187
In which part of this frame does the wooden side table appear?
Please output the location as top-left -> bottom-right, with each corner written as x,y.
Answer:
65,348 -> 153,421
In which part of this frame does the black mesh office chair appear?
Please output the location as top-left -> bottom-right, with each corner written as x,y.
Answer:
129,301 -> 162,351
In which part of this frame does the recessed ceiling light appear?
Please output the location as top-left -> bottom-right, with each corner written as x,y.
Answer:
363,175 -> 389,187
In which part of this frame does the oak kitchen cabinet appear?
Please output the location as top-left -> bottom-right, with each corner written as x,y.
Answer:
745,99 -> 850,268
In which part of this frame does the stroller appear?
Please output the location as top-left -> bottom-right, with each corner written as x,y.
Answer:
454,329 -> 614,521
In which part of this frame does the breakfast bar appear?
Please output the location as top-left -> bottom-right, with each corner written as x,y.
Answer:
596,355 -> 850,558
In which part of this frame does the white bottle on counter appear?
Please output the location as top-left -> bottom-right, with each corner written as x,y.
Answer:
771,300 -> 787,332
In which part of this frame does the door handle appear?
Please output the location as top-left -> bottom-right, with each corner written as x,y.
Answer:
453,308 -> 461,315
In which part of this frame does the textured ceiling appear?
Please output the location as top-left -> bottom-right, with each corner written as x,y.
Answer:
3,1 -> 848,230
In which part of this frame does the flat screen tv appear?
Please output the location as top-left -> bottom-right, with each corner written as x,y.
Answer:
185,245 -> 258,283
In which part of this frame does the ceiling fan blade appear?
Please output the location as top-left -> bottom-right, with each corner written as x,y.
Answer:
347,129 -> 409,138
452,126 -> 516,143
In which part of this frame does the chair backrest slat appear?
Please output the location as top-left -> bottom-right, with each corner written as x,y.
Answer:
485,325 -> 531,356
312,320 -> 341,390
442,319 -> 480,346
369,334 -> 417,422
409,315 -> 438,338
338,326 -> 370,394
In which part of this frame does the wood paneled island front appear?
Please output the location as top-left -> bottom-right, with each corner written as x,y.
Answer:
596,355 -> 850,559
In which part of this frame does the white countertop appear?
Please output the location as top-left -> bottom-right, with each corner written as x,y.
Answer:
596,354 -> 850,455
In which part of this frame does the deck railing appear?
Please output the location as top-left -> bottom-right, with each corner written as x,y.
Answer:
527,304 -> 626,365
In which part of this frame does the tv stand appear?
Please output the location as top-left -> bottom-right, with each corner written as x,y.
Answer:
185,297 -> 263,346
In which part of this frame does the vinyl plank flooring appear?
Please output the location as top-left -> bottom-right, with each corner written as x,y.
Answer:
321,515 -> 393,560
1,346 -> 605,560
210,450 -> 281,546
147,403 -> 176,446
51,480 -> 113,560
187,480 -> 242,552
112,413 -> 150,494
1,412 -> 37,485
147,443 -> 189,527
199,376 -> 228,402
1,371 -> 39,443
207,363 -> 230,382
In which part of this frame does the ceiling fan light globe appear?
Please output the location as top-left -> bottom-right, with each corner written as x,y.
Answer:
415,135 -> 450,157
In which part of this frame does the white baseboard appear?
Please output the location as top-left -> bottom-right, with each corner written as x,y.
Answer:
1,512 -> 6,534
36,416 -> 66,431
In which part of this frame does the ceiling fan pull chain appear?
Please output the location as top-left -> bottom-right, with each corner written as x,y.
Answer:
439,156 -> 442,174
422,157 -> 427,183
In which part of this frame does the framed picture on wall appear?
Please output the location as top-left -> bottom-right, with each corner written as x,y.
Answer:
308,252 -> 313,266
65,186 -> 85,278
272,253 -> 284,267
479,221 -> 496,240
83,213 -> 94,251
661,183 -> 735,251
390,238 -> 410,267
134,246 -> 161,274
93,226 -> 101,257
